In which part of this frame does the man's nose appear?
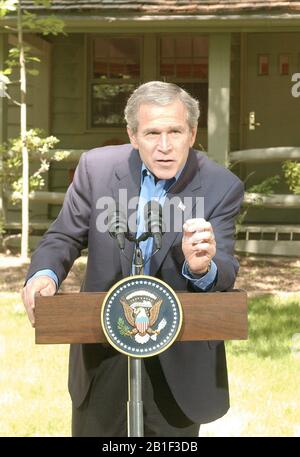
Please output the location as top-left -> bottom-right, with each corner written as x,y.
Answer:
158,133 -> 171,152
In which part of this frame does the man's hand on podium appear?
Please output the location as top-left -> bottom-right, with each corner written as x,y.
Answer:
182,218 -> 216,276
21,276 -> 56,327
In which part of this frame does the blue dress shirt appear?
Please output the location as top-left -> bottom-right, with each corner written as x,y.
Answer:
26,268 -> 59,289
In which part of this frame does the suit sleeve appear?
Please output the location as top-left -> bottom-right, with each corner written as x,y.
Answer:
25,152 -> 91,287
208,178 -> 244,292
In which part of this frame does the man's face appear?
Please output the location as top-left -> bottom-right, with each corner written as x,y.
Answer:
127,100 -> 197,180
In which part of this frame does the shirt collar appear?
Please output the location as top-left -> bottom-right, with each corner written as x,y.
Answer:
141,162 -> 184,186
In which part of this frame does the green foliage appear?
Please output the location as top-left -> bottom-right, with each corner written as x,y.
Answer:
0,0 -> 17,16
0,129 -> 60,203
234,175 -> 280,234
247,175 -> 280,194
117,317 -> 132,337
228,163 -> 282,234
0,1 -> 64,34
5,45 -> 41,77
0,216 -> 5,236
22,10 -> 65,36
0,0 -> 55,18
0,1 -> 65,94
282,161 -> 300,195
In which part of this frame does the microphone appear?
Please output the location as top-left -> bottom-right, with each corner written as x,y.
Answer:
108,210 -> 127,250
144,200 -> 164,250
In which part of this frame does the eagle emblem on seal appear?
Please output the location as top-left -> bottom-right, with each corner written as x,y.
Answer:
119,290 -> 167,344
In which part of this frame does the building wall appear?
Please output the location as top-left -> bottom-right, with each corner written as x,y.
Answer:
1,31 -> 243,221
234,32 -> 300,225
49,32 -> 212,217
48,32 -> 240,196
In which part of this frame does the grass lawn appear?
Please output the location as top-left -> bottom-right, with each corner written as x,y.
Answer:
0,292 -> 299,437
0,293 -> 70,437
200,293 -> 300,437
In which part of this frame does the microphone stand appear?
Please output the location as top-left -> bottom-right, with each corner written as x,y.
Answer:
127,241 -> 145,438
117,230 -> 161,437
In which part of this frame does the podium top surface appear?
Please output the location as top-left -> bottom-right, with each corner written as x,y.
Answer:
35,290 -> 247,344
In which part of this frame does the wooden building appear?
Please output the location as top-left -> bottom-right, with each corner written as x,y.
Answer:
1,1 -> 300,255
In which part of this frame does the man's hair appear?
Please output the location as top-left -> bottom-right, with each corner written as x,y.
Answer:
124,81 -> 200,133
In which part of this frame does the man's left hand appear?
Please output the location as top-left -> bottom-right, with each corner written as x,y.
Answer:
182,218 -> 216,275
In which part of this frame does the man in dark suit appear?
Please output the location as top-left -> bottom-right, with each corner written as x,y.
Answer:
22,81 -> 244,437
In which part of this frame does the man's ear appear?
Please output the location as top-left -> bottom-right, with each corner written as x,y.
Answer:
127,127 -> 139,149
189,127 -> 198,147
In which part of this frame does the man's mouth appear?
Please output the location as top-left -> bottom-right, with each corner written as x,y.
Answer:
156,159 -> 174,163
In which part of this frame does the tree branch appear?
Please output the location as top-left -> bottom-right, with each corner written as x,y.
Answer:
4,91 -> 21,106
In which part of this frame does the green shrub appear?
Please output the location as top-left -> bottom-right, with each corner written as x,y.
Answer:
282,161 -> 300,195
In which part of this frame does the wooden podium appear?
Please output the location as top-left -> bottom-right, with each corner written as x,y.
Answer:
35,288 -> 247,436
35,290 -> 247,344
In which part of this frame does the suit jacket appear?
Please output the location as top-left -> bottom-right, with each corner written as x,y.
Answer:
26,144 -> 244,423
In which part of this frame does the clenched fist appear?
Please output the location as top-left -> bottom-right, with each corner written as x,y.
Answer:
182,218 -> 216,276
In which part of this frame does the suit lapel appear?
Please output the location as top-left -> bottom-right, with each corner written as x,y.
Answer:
112,148 -> 142,277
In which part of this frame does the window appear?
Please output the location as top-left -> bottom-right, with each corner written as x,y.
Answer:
89,35 -> 209,129
258,54 -> 269,76
279,54 -> 290,75
90,36 -> 141,127
160,35 -> 209,128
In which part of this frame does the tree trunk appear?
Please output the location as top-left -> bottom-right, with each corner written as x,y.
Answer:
18,1 -> 29,262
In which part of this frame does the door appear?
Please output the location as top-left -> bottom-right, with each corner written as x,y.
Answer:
240,32 -> 300,225
242,32 -> 300,149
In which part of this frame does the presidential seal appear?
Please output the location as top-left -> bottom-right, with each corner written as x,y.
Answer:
101,275 -> 182,357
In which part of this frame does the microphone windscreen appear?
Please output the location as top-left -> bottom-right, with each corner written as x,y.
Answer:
145,200 -> 164,234
144,200 -> 164,250
108,210 -> 127,249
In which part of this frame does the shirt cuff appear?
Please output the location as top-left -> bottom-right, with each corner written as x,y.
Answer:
26,269 -> 59,290
182,260 -> 218,291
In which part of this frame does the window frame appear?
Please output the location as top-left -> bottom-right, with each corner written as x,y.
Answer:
158,33 -> 209,129
85,33 -> 208,133
86,34 -> 143,131
159,33 -> 209,82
